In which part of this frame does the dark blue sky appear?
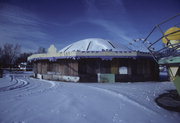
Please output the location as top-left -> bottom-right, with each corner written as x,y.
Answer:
0,0 -> 179,52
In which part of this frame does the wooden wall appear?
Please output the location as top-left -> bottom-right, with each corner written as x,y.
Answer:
33,57 -> 159,82
78,59 -> 100,82
78,58 -> 159,82
78,58 -> 113,74
34,59 -> 78,76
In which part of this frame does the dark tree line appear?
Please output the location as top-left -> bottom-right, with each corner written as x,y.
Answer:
0,43 -> 47,69
0,43 -> 21,68
37,47 -> 46,53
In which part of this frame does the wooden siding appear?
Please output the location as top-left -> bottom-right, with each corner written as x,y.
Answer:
111,59 -> 119,74
34,60 -> 78,76
47,60 -> 79,76
33,58 -> 159,82
33,62 -> 37,74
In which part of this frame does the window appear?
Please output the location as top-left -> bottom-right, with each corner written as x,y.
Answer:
119,66 -> 128,74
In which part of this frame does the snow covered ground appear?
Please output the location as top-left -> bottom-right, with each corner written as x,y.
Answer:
0,72 -> 179,123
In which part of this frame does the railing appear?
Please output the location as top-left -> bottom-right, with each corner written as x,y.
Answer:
143,14 -> 180,61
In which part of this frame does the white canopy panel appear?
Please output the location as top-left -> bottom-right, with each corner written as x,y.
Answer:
59,38 -> 131,52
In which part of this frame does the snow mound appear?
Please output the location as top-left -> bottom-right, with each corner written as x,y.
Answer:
59,38 -> 131,52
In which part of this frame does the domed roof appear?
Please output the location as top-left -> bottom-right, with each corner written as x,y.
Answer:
59,38 -> 131,52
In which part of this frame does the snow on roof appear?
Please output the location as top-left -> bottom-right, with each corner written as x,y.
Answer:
59,38 -> 132,52
27,38 -> 152,61
28,51 -> 152,62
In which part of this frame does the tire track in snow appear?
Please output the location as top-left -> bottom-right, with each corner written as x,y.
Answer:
0,77 -> 15,88
0,77 -> 29,92
13,78 -> 56,98
86,85 -> 158,115
0,75 -> 57,102
0,78 -> 18,91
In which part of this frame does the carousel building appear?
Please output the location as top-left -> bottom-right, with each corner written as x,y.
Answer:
28,38 -> 159,82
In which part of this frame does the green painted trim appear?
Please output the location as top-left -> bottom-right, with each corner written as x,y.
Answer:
98,74 -> 115,83
158,56 -> 180,65
173,75 -> 180,95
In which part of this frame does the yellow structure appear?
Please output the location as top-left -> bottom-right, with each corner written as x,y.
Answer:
160,27 -> 180,95
162,27 -> 180,49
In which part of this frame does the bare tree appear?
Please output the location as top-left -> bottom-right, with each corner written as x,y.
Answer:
15,52 -> 33,65
0,46 -> 2,68
1,43 -> 21,68
0,46 -> 2,77
37,47 -> 46,53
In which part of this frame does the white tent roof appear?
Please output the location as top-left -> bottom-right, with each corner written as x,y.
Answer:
59,38 -> 131,52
